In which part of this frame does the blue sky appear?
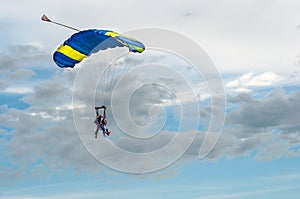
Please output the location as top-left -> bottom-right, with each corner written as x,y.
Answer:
1,0 -> 300,198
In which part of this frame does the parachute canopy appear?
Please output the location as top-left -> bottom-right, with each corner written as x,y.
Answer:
53,29 -> 145,68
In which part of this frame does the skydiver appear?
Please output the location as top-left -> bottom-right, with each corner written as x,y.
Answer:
94,105 -> 111,138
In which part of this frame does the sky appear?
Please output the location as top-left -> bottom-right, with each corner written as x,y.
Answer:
1,0 -> 300,198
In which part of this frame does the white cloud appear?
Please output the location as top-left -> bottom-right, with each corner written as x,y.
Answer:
28,111 -> 66,121
245,72 -> 282,87
226,72 -> 283,93
3,87 -> 33,94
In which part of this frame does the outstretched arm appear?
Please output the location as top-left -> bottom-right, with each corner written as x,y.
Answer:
95,107 -> 100,116
103,107 -> 106,118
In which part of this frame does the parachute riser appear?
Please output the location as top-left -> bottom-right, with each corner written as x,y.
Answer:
41,14 -> 80,32
49,21 -> 80,32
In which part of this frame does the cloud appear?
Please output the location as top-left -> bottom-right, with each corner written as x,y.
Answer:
228,89 -> 300,129
7,69 -> 36,80
3,87 -> 33,94
0,63 -> 105,181
0,80 -> 8,90
2,63 -> 300,179
0,43 -> 224,175
21,76 -> 69,106
0,43 -> 51,98
226,72 -> 282,93
220,88 -> 300,160
0,47 -> 299,187
1,0 -> 300,76
0,44 -> 49,71
183,12 -> 193,17
0,108 -> 101,174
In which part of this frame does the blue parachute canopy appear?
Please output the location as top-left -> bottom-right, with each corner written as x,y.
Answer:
53,29 -> 145,68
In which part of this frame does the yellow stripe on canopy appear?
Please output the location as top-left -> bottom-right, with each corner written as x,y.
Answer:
105,31 -> 138,41
127,45 -> 144,53
56,45 -> 87,61
104,31 -> 121,38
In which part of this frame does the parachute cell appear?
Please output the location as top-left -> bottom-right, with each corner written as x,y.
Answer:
53,29 -> 145,68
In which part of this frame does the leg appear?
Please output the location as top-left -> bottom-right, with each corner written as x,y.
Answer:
106,128 -> 111,136
95,126 -> 100,138
100,124 -> 107,137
